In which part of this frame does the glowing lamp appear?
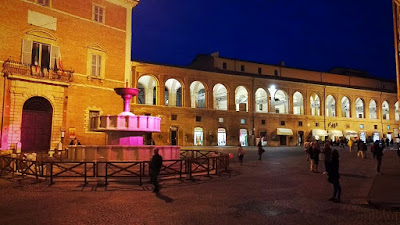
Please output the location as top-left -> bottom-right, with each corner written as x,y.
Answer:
229,153 -> 233,159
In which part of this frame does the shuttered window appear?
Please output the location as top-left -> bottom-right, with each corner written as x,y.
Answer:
21,39 -> 58,69
91,54 -> 102,77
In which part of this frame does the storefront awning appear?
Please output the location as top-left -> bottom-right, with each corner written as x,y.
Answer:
344,130 -> 358,137
328,130 -> 343,137
277,128 -> 293,136
312,129 -> 327,136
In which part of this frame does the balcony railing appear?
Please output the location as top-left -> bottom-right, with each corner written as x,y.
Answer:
2,59 -> 74,82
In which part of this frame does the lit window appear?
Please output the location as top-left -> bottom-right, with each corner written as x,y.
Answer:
93,5 -> 105,23
219,118 -> 224,123
91,54 -> 102,77
360,124 -> 364,129
240,119 -> 246,124
37,0 -> 50,6
387,125 -> 390,130
89,110 -> 100,131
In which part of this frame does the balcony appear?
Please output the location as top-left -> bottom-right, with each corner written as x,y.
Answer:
2,59 -> 74,82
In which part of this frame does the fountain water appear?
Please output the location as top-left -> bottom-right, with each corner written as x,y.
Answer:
68,88 -> 180,161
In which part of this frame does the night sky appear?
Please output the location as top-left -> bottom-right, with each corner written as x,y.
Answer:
132,0 -> 396,80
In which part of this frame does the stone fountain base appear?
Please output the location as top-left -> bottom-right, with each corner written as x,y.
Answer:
67,145 -> 181,161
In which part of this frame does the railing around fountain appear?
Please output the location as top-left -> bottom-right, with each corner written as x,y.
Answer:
0,150 -> 230,185
91,115 -> 161,132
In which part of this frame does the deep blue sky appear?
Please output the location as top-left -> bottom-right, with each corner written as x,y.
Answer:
132,0 -> 396,80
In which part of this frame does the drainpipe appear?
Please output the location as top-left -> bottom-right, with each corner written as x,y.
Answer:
0,70 -> 7,149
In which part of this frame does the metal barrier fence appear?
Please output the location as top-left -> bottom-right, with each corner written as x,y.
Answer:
0,150 -> 230,185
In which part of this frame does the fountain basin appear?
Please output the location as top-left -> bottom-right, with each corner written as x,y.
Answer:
68,145 -> 180,161
92,115 -> 161,132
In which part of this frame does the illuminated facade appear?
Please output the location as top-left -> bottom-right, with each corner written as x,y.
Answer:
131,53 -> 399,146
393,0 -> 400,109
0,0 -> 138,152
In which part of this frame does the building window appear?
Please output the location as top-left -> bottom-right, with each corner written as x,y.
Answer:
93,5 -> 105,23
280,121 -> 285,126
222,62 -> 227,69
315,122 -> 319,127
241,65 -> 245,72
360,124 -> 364,129
196,116 -> 202,122
241,119 -> 246,124
261,120 -> 266,125
274,70 -> 279,76
374,125 -> 378,129
387,125 -> 390,130
258,67 -> 262,74
37,0 -> 50,6
87,46 -> 106,79
145,113 -> 151,116
91,54 -> 102,77
298,121 -> 303,127
89,110 -> 100,131
219,118 -> 224,123
171,115 -> 177,120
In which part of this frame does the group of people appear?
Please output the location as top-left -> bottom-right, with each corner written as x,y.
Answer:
304,140 -> 341,203
237,140 -> 265,165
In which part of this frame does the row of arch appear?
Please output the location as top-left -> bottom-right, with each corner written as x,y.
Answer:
137,75 -> 399,121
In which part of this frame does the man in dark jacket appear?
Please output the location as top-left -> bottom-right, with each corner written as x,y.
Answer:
374,141 -> 384,175
150,148 -> 163,193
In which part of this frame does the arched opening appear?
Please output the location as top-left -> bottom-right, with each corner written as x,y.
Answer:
341,96 -> 351,118
137,75 -> 157,105
274,90 -> 288,114
255,88 -> 268,113
235,86 -> 248,112
190,81 -> 206,108
213,83 -> 227,110
21,97 -> 53,152
369,100 -> 377,119
217,128 -> 226,146
293,91 -> 304,115
194,127 -> 204,146
395,102 -> 399,121
355,98 -> 365,119
382,101 -> 389,120
165,78 -> 182,107
326,95 -> 336,117
310,93 -> 320,116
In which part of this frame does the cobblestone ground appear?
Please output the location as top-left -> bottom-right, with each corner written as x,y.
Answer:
1,147 -> 400,225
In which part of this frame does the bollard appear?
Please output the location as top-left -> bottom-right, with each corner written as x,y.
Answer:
96,156 -> 106,186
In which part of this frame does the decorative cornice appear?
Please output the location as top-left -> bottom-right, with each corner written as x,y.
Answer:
106,0 -> 139,8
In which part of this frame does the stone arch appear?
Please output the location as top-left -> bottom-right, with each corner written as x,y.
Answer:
369,99 -> 377,119
213,83 -> 228,110
382,100 -> 389,120
164,78 -> 182,107
341,96 -> 351,118
274,90 -> 288,114
255,88 -> 268,113
310,93 -> 321,116
293,91 -> 304,115
137,75 -> 158,105
235,86 -> 248,112
326,95 -> 336,117
190,81 -> 206,108
355,98 -> 365,119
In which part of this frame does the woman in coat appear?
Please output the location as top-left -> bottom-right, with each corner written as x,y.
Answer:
328,149 -> 341,203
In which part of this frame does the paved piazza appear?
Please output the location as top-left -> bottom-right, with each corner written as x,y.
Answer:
1,147 -> 400,225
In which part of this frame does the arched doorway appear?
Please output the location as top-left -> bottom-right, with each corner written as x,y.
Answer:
21,97 -> 53,152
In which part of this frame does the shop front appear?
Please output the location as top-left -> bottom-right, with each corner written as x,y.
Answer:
327,129 -> 343,142
239,129 -> 248,146
312,129 -> 327,141
217,128 -> 226,146
344,130 -> 358,141
277,128 -> 293,146
194,127 -> 203,146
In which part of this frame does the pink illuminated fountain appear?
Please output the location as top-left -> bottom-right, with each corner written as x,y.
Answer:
68,87 -> 180,161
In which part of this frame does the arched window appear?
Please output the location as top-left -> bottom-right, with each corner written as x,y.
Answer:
190,81 -> 206,108
165,78 -> 182,107
235,86 -> 248,112
293,91 -> 304,115
396,102 -> 399,121
326,95 -> 336,117
341,96 -> 350,118
369,100 -> 377,119
310,93 -> 320,116
255,88 -> 268,113
382,101 -> 389,120
137,75 -> 157,105
274,90 -> 288,114
213,83 -> 227,110
355,98 -> 365,119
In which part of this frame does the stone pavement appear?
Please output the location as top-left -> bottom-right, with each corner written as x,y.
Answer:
1,146 -> 400,225
367,149 -> 400,209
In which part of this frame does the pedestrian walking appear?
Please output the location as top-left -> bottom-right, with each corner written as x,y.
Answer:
150,148 -> 163,193
357,141 -> 366,158
237,144 -> 245,165
371,141 -> 376,159
322,142 -> 332,175
257,140 -> 265,160
328,149 -> 341,203
374,140 -> 384,175
348,139 -> 354,152
312,141 -> 320,173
